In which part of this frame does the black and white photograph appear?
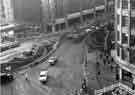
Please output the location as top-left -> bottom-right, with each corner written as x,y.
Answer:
0,0 -> 135,95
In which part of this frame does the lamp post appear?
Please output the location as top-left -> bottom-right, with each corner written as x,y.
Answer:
104,0 -> 108,13
51,0 -> 56,32
63,0 -> 68,29
39,0 -> 44,32
80,0 -> 84,25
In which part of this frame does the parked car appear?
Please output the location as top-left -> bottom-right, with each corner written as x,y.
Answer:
48,56 -> 57,65
39,69 -> 48,83
0,72 -> 14,83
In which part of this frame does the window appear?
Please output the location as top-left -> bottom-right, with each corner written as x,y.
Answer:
122,69 -> 133,83
61,23 -> 66,30
117,31 -> 120,41
117,45 -> 120,56
121,47 -> 128,60
122,33 -> 128,44
130,35 -> 135,46
55,24 -> 59,31
122,16 -> 129,27
122,0 -> 128,9
131,0 -> 135,9
131,17 -> 135,29
117,15 -> 120,25
130,49 -> 135,63
46,24 -> 52,32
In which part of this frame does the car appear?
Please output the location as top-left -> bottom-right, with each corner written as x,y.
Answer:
39,70 -> 48,83
0,72 -> 14,83
91,25 -> 100,30
48,56 -> 57,65
91,25 -> 96,29
85,28 -> 92,33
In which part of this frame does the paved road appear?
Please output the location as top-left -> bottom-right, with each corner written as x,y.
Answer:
1,39 -> 85,95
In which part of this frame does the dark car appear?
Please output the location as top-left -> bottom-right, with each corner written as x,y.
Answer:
0,72 -> 14,84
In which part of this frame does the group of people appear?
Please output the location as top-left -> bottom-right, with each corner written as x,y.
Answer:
96,51 -> 116,76
71,79 -> 88,95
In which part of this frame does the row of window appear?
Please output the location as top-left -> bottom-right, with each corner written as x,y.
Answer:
117,31 -> 135,46
117,0 -> 135,9
117,15 -> 135,28
116,44 -> 135,63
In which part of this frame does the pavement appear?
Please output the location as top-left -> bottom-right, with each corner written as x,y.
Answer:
84,46 -> 118,95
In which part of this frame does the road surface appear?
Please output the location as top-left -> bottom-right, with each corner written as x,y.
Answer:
1,39 -> 85,95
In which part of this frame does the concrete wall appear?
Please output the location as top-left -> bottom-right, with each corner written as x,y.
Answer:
13,0 -> 104,24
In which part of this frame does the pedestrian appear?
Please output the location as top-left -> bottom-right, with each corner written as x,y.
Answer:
82,79 -> 87,93
99,53 -> 103,60
115,72 -> 119,80
74,89 -> 78,95
110,64 -> 114,72
132,76 -> 135,90
103,57 -> 106,65
132,83 -> 135,90
25,72 -> 28,80
111,57 -> 114,63
96,61 -> 101,75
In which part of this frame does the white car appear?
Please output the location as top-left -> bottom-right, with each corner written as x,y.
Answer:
85,28 -> 92,33
48,56 -> 57,65
39,70 -> 48,83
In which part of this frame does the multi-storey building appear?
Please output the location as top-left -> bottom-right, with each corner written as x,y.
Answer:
115,0 -> 135,87
95,0 -> 135,94
0,0 -> 14,24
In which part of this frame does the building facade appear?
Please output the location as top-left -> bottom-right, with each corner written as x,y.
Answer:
115,0 -> 135,86
95,0 -> 135,94
0,0 -> 14,24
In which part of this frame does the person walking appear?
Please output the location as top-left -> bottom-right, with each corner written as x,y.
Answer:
25,72 -> 28,81
81,79 -> 88,94
102,55 -> 106,65
74,89 -> 78,95
132,76 -> 135,90
96,61 -> 100,75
